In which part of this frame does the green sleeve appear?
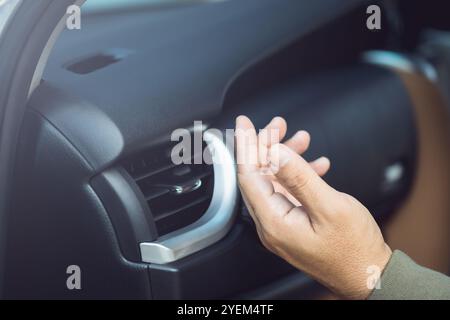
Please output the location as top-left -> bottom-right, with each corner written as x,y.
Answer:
369,250 -> 450,300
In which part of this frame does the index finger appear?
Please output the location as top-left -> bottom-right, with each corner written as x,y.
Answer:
235,116 -> 259,174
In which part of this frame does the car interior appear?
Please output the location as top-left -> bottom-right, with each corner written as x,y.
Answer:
0,0 -> 449,299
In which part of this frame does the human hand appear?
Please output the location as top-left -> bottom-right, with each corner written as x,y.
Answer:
235,116 -> 392,299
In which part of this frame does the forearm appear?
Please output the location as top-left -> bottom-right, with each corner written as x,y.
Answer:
369,250 -> 450,300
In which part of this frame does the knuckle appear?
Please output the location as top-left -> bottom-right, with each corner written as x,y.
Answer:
287,170 -> 311,193
340,193 -> 357,208
263,216 -> 283,236
258,232 -> 276,253
258,233 -> 269,248
334,192 -> 359,216
262,226 -> 283,249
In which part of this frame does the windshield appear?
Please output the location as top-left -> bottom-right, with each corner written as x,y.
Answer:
84,0 -> 226,13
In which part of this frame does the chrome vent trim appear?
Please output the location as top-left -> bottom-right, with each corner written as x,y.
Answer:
362,50 -> 438,83
140,130 -> 238,264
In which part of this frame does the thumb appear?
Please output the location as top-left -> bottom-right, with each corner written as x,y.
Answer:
269,143 -> 338,222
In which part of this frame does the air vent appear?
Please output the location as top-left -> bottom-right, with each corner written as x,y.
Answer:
123,140 -> 214,237
135,131 -> 238,264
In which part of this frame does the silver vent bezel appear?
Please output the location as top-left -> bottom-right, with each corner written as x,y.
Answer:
140,130 -> 238,264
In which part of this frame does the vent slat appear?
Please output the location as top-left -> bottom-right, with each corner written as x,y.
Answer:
139,166 -> 212,188
139,168 -> 212,199
133,162 -> 178,182
122,139 -> 214,237
142,169 -> 212,201
153,195 -> 211,222
155,198 -> 211,236
144,187 -> 171,201
130,150 -> 207,181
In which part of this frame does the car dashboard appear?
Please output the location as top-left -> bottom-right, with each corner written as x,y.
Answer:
3,0 -> 421,299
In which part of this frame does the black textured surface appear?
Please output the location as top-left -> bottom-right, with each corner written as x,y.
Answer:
38,0 -> 367,167
4,110 -> 152,299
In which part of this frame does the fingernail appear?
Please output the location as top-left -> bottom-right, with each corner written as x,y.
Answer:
271,116 -> 283,124
315,156 -> 329,165
294,130 -> 309,141
235,115 -> 244,128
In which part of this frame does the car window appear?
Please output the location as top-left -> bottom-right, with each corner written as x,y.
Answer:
0,0 -> 21,40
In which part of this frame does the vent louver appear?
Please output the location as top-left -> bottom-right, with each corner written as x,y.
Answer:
135,131 -> 237,264
123,141 -> 214,237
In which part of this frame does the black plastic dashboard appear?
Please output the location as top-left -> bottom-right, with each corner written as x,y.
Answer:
34,0 -> 371,168
3,0 -> 418,299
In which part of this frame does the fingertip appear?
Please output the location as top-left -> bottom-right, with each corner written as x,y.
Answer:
294,130 -> 310,142
311,156 -> 331,176
321,156 -> 331,168
316,156 -> 330,164
235,115 -> 247,126
258,117 -> 287,149
236,115 -> 255,131
272,116 -> 287,127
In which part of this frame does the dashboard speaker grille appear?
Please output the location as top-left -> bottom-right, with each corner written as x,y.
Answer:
123,140 -> 214,237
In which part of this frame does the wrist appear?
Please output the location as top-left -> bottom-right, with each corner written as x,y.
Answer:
353,243 -> 393,300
